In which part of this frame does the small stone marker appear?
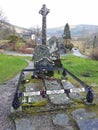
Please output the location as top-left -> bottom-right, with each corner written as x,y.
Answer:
53,114 -> 69,126
71,108 -> 97,130
15,118 -> 32,130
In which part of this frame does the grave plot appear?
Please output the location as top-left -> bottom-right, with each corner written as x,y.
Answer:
61,80 -> 84,100
20,79 -> 48,108
11,69 -> 86,115
44,79 -> 71,105
12,67 -> 88,113
17,77 -> 85,111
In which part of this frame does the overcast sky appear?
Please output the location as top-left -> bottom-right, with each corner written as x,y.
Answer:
0,0 -> 98,29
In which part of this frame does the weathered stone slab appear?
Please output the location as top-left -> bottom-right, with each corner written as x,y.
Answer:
61,80 -> 75,89
69,92 -> 83,100
72,109 -> 97,130
33,45 -> 50,62
53,114 -> 69,126
49,93 -> 70,105
28,95 -> 45,103
62,126 -> 73,130
25,83 -> 35,91
15,118 -> 32,130
77,118 -> 98,130
62,80 -> 83,99
52,114 -> 69,127
21,78 -> 47,103
71,109 -> 96,120
15,114 -> 57,130
44,79 -> 61,90
22,95 -> 46,103
48,41 -> 60,60
25,82 -> 44,92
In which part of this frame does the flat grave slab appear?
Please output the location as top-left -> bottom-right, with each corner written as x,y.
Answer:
62,80 -> 84,100
48,93 -> 70,105
44,79 -> 71,105
44,79 -> 61,90
21,79 -> 85,105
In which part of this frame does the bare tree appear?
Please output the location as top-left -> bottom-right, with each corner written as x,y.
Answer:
31,26 -> 41,37
0,8 -> 10,39
0,8 -> 7,28
30,26 -> 41,45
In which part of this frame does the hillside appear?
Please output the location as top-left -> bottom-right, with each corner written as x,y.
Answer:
0,21 -> 32,39
47,24 -> 98,38
1,21 -> 98,39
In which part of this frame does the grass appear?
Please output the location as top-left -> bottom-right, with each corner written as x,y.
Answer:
0,54 -> 28,83
61,55 -> 98,86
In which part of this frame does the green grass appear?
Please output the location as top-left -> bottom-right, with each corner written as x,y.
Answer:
61,55 -> 98,85
0,54 -> 28,83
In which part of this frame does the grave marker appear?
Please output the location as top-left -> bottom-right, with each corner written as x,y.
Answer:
39,4 -> 49,45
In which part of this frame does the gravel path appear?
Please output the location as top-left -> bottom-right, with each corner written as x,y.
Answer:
0,60 -> 33,130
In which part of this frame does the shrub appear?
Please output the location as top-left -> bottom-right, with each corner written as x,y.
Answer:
7,35 -> 19,51
65,43 -> 74,50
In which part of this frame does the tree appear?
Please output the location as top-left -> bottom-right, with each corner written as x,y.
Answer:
30,26 -> 41,45
0,27 -> 13,39
93,35 -> 97,49
63,23 -> 71,39
0,8 -> 7,29
0,8 -> 9,39
64,43 -> 73,50
8,35 -> 19,51
63,23 -> 73,50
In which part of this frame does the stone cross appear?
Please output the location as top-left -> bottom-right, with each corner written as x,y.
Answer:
39,4 -> 49,45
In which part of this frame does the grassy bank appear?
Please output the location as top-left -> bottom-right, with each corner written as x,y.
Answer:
0,54 -> 28,83
61,55 -> 98,86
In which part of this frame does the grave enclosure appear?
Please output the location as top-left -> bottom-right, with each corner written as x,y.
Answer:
10,5 -> 97,130
12,4 -> 93,112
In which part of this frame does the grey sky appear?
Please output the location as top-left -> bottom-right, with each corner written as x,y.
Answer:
0,0 -> 98,28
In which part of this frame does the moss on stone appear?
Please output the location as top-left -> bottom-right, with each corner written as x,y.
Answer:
22,100 -> 48,107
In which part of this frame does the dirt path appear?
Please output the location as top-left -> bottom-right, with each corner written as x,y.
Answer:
0,60 -> 33,130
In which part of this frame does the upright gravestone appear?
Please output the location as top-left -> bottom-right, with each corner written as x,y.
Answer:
48,39 -> 60,60
33,45 -> 54,69
33,5 -> 54,77
39,4 -> 49,45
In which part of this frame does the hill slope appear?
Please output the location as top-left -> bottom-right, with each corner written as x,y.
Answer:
47,24 -> 98,38
0,21 -> 32,38
1,21 -> 98,39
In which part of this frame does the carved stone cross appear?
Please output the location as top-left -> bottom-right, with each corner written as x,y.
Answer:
39,4 -> 49,45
